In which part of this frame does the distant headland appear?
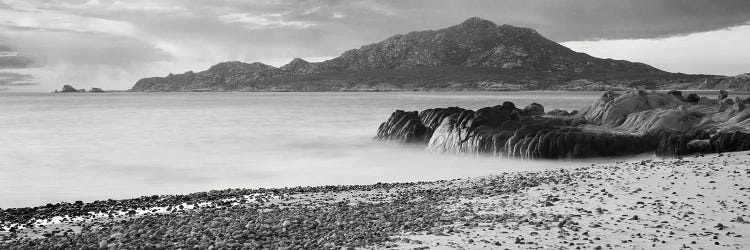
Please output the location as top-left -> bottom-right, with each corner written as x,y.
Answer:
129,17 -> 748,92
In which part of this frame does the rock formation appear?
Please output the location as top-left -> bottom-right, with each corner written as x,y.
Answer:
376,90 -> 750,158
131,17 -> 716,92
59,84 -> 84,93
376,110 -> 430,143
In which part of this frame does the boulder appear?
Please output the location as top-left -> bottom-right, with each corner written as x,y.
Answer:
719,89 -> 728,100
581,90 -> 677,126
375,110 -> 429,143
615,108 -> 704,133
667,90 -> 683,99
685,93 -> 700,102
419,107 -> 466,130
546,109 -> 570,116
724,98 -> 735,105
522,103 -> 545,116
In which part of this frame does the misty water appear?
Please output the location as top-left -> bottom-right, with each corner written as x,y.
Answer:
2,91 -> 626,208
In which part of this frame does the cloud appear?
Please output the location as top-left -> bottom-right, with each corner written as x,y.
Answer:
218,13 -> 315,30
0,6 -> 138,37
0,54 -> 37,69
563,24 -> 750,76
365,0 -> 750,41
0,72 -> 38,86
0,42 -> 41,69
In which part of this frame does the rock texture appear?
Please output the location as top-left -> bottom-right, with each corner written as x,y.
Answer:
376,90 -> 750,158
131,17 -> 717,92
376,110 -> 430,143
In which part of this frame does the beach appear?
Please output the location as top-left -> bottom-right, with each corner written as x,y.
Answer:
2,152 -> 748,249
3,2 -> 750,249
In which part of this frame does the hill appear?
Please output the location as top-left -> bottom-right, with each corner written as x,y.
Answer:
131,17 -> 720,92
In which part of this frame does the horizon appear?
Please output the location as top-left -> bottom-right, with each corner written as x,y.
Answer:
1,0 -> 750,92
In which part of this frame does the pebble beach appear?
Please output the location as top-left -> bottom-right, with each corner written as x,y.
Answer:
1,152 -> 748,249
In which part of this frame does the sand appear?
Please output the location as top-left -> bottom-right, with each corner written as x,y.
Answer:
1,152 -> 748,249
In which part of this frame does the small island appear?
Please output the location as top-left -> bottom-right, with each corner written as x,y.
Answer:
55,85 -> 105,93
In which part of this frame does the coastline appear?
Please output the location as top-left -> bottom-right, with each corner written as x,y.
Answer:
2,152 -> 748,249
37,89 -> 750,95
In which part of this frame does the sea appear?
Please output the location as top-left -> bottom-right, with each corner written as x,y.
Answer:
1,91 -> 621,208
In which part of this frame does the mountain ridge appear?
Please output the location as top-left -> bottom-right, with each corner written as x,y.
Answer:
131,17 -> 722,92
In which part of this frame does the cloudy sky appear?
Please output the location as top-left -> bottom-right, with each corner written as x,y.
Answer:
1,0 -> 749,92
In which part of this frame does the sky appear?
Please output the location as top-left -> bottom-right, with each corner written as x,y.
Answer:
0,0 -> 749,92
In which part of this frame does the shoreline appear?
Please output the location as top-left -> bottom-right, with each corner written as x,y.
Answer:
2,152 -> 748,249
50,89 -> 750,94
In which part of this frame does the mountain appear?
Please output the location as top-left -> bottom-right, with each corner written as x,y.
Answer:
132,17 -> 716,92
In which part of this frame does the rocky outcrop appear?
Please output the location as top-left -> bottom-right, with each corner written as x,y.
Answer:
522,103 -> 545,116
60,84 -> 77,92
418,107 -> 467,130
546,109 -> 577,116
426,104 -> 525,155
423,108 -> 656,158
90,88 -> 104,92
376,110 -> 430,143
579,90 -> 681,126
655,130 -> 750,156
58,84 -> 85,93
376,90 -> 750,158
376,107 -> 467,143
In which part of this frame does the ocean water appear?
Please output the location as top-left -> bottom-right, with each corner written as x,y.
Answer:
1,91 -> 609,208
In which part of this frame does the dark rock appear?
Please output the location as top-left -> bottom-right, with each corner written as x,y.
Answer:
60,85 -> 79,93
377,90 -> 750,158
654,130 -> 750,156
419,107 -> 466,131
522,103 -> 545,116
375,110 -> 429,143
667,90 -> 683,99
719,89 -> 728,100
668,90 -> 700,103
685,93 -> 700,103
724,98 -> 735,105
90,88 -> 104,92
546,109 -> 570,116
